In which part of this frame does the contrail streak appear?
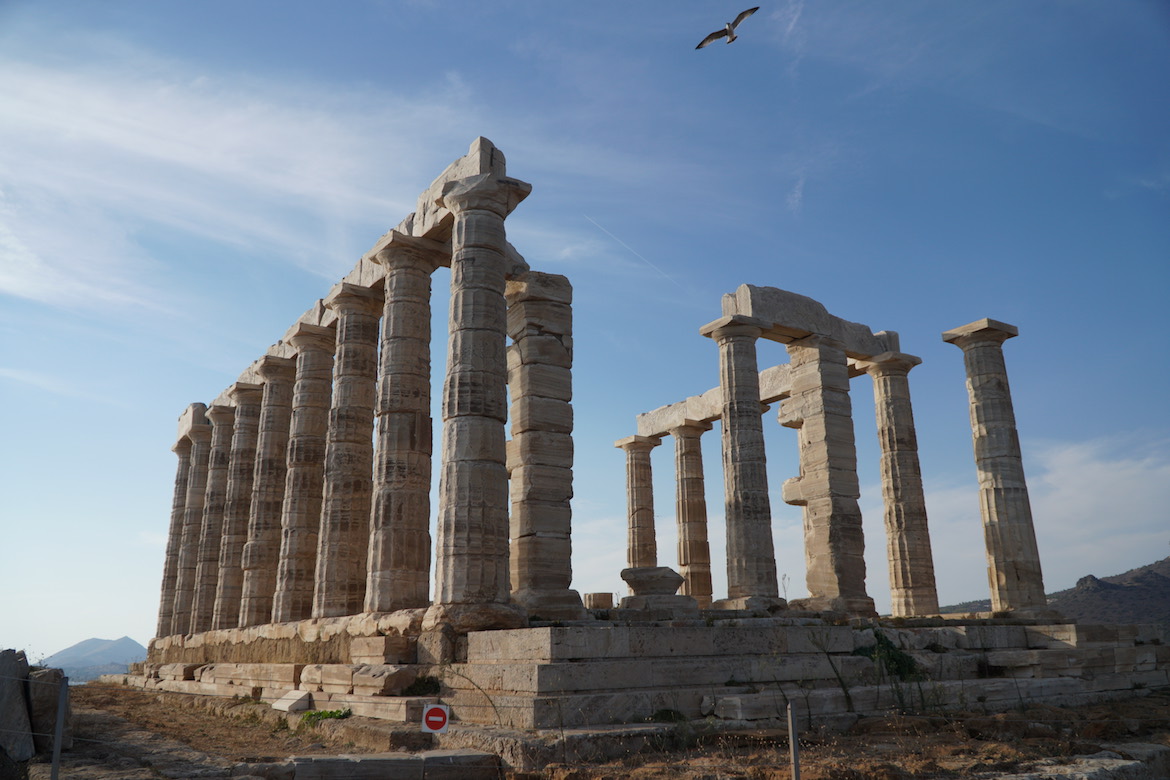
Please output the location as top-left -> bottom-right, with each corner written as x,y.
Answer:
583,214 -> 686,290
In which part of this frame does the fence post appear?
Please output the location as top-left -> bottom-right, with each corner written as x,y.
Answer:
50,674 -> 68,780
787,701 -> 800,780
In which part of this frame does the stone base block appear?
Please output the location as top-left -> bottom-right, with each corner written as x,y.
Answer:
349,635 -> 415,665
512,588 -> 588,621
291,749 -> 499,780
272,690 -> 313,712
711,596 -> 788,613
312,692 -> 438,722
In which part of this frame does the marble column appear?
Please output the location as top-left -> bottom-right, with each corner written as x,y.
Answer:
238,355 -> 296,627
170,421 -> 212,635
427,172 -> 531,630
212,383 -> 263,630
943,318 -> 1047,613
701,317 -> 780,606
507,272 -> 585,619
671,421 -> 714,608
271,324 -> 336,624
366,235 -> 443,614
865,352 -> 939,617
779,335 -> 875,616
313,283 -> 382,619
190,404 -> 234,633
156,438 -> 192,638
615,436 -> 660,570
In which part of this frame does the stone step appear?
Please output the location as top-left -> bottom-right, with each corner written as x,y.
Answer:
290,749 -> 498,779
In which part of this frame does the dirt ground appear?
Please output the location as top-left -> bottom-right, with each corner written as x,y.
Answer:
20,683 -> 1170,779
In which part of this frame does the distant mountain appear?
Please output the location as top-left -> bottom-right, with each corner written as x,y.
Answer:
43,637 -> 147,681
939,557 -> 1170,625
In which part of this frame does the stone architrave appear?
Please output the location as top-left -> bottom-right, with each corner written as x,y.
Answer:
238,355 -> 296,627
670,421 -> 714,608
426,172 -> 531,631
864,352 -> 939,617
779,334 -> 875,616
943,318 -> 1047,613
211,383 -> 264,630
700,316 -> 781,608
313,283 -> 383,619
366,235 -> 445,614
156,437 -> 192,638
189,404 -> 235,633
615,435 -> 660,571
271,324 -> 336,623
506,272 -> 585,619
170,419 -> 212,636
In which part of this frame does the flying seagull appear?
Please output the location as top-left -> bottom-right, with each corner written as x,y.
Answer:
696,7 -> 760,49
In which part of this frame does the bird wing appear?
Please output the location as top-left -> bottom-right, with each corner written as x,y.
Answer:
696,29 -> 729,49
731,7 -> 760,29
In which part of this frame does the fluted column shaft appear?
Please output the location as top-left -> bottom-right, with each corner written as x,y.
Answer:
505,272 -> 584,618
190,405 -> 234,633
944,319 -> 1046,612
239,356 -> 296,627
170,423 -> 211,635
212,384 -> 263,629
157,438 -> 192,637
620,436 -> 663,574
366,238 -> 442,613
433,174 -> 529,608
779,335 -> 874,615
867,353 -> 938,617
710,321 -> 778,600
313,284 -> 382,618
271,325 -> 336,623
671,422 -> 713,608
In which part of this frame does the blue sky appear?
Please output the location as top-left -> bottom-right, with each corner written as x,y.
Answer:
2,1 -> 1168,658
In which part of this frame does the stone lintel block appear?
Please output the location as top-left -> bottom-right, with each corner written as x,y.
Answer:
506,300 -> 571,340
506,271 -> 572,305
723,285 -> 889,358
349,636 -> 415,665
513,396 -> 573,434
942,318 -> 1018,344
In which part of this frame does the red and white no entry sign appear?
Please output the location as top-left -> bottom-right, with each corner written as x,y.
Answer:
421,703 -> 450,733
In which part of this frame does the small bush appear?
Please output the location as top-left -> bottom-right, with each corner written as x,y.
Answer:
300,708 -> 351,728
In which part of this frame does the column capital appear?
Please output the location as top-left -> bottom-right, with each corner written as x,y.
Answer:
942,318 -> 1018,348
700,315 -> 769,342
228,382 -> 264,406
324,282 -> 383,316
287,323 -> 336,354
859,351 -> 923,376
205,404 -> 236,425
668,420 -> 713,439
615,435 -> 662,453
255,355 -> 296,383
371,230 -> 447,272
439,172 -> 532,217
172,437 -> 193,455
186,423 -> 212,442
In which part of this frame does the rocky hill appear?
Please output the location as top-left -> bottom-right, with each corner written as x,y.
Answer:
940,557 -> 1170,623
43,636 -> 147,682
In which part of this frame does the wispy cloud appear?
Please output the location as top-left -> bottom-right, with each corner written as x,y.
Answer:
0,367 -> 128,406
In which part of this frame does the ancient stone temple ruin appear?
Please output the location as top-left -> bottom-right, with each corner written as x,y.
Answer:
126,140 -> 1168,766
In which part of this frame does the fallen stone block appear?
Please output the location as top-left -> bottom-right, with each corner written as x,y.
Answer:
352,665 -> 417,697
27,668 -> 72,753
272,690 -> 313,713
0,650 -> 34,762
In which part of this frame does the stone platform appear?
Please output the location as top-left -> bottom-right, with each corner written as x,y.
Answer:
126,613 -> 1170,737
